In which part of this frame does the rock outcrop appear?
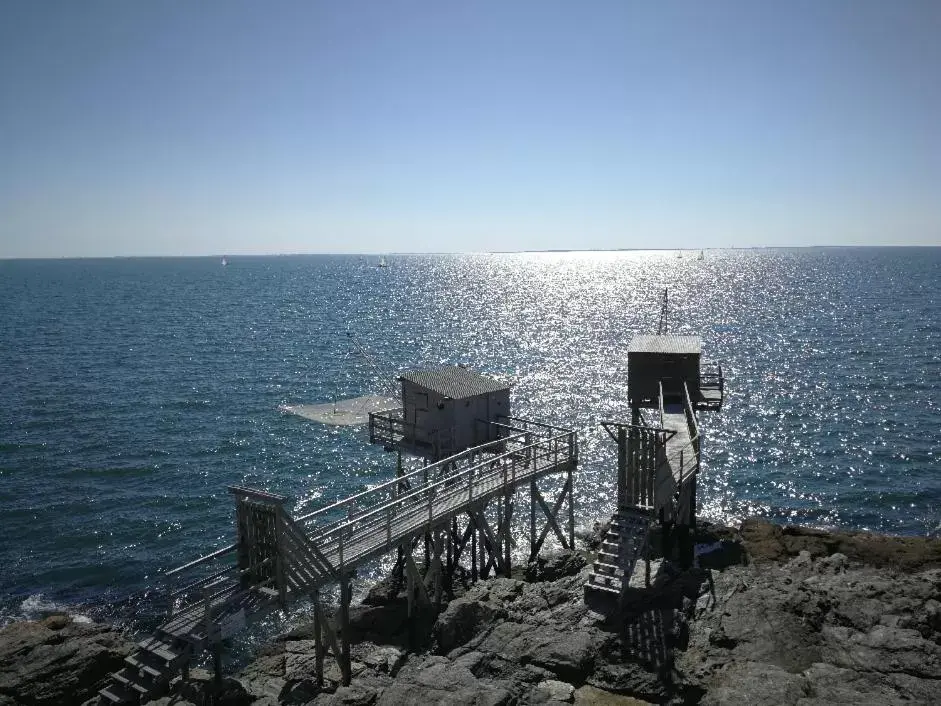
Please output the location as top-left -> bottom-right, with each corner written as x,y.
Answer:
0,615 -> 134,705
4,518 -> 939,705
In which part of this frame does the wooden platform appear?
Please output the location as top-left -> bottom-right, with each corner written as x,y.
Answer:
661,407 -> 698,483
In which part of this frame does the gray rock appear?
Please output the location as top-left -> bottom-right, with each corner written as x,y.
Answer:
699,661 -> 807,706
376,656 -> 511,706
362,646 -> 406,676
472,622 -> 596,683
0,617 -> 134,706
434,597 -> 504,654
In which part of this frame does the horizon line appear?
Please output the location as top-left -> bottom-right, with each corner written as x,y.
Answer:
2,244 -> 939,262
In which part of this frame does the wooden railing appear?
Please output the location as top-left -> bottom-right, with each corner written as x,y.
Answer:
295,432 -> 529,533
302,427 -> 577,575
678,382 -> 701,487
161,421 -> 577,632
368,409 -> 455,457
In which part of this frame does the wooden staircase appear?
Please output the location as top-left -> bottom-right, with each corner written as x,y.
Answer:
584,506 -> 653,601
98,489 -> 317,704
99,632 -> 196,704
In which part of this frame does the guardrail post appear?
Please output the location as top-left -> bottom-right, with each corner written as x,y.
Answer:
203,586 -> 212,644
468,466 -> 474,501
165,574 -> 174,619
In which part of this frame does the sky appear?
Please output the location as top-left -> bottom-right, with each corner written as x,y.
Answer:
1,0 -> 939,258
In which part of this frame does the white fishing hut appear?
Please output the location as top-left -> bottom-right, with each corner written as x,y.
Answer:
369,365 -> 510,459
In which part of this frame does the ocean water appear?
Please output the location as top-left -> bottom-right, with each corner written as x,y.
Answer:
1,248 -> 939,630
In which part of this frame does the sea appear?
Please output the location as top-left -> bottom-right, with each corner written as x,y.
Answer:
1,248 -> 939,637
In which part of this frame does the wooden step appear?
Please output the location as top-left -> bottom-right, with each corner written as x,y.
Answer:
589,573 -> 621,588
98,683 -> 135,704
593,561 -> 624,576
113,670 -> 152,696
137,638 -> 186,666
583,581 -> 619,597
124,653 -> 166,681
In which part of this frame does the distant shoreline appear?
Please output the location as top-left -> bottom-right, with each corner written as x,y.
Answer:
2,244 -> 939,261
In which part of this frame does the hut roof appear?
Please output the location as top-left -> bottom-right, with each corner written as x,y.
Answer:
627,335 -> 701,355
400,366 -> 509,399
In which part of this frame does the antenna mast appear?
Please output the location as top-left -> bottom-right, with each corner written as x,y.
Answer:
656,288 -> 669,335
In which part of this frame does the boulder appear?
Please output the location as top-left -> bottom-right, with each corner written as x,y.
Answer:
433,597 -> 503,654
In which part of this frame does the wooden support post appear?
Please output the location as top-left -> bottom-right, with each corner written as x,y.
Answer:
496,493 -> 504,576
433,530 -> 443,612
313,590 -> 324,687
213,646 -> 222,689
567,467 -> 575,551
531,481 -> 571,556
339,574 -> 351,686
530,480 -> 537,561
396,451 -> 405,575
471,515 -> 478,581
406,555 -> 415,621
275,504 -> 287,610
618,426 -> 627,507
478,516 -> 487,579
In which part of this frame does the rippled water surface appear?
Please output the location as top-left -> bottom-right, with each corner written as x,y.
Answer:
1,248 -> 939,627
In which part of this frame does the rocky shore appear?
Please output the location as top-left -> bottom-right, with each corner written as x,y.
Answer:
2,518 -> 939,705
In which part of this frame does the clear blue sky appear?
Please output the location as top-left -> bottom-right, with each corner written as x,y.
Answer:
1,0 -> 939,257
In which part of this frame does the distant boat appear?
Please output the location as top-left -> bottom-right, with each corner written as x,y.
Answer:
221,256 -> 228,267
377,257 -> 388,268
697,250 -> 704,261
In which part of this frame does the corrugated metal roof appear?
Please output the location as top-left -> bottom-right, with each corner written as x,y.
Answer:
400,366 -> 509,399
627,335 -> 701,355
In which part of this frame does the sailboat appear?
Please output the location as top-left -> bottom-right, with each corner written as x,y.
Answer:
697,250 -> 704,261
221,256 -> 228,267
377,257 -> 388,268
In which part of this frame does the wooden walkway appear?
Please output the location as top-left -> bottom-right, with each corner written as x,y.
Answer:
101,419 -> 577,704
661,408 -> 698,484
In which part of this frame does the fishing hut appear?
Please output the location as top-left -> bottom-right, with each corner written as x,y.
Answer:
100,364 -> 578,704
585,318 -> 724,607
368,365 -> 511,460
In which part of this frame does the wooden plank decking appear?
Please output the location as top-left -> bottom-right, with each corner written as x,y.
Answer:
660,408 -> 698,484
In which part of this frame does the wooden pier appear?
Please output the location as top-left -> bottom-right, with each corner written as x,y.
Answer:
99,416 -> 577,704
